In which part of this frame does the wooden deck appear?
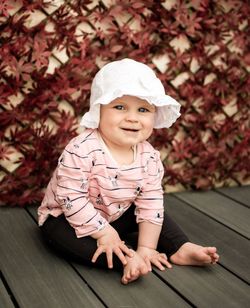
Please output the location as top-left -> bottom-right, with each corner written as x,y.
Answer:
1,186 -> 249,308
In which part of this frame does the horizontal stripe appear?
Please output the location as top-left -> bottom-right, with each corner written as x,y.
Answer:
59,162 -> 81,170
65,149 -> 89,159
57,184 -> 88,194
66,200 -> 90,218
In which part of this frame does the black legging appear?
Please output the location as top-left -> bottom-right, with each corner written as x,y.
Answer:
40,204 -> 189,270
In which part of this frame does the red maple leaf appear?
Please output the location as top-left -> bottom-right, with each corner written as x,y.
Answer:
0,144 -> 14,160
0,0 -> 13,17
32,38 -> 51,70
6,57 -> 33,82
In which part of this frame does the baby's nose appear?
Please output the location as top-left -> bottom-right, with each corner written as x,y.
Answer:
125,111 -> 139,122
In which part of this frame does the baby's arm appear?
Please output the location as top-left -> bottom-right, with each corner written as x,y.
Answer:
137,221 -> 161,250
137,222 -> 172,270
91,224 -> 133,268
122,222 -> 172,284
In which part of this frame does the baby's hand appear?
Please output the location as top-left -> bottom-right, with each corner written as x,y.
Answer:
91,224 -> 133,268
137,246 -> 172,271
121,251 -> 150,285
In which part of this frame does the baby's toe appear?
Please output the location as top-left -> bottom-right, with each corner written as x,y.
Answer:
207,247 -> 217,254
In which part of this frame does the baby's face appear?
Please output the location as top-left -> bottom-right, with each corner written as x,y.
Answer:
98,95 -> 156,152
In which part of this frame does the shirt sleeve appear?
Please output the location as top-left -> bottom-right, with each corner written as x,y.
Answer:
55,145 -> 108,238
134,150 -> 164,226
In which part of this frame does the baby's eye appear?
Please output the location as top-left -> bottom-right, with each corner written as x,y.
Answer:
113,105 -> 124,110
138,107 -> 149,113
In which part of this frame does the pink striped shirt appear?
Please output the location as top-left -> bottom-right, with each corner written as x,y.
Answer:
38,129 -> 164,238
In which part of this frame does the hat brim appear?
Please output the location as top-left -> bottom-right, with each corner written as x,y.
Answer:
80,91 -> 181,129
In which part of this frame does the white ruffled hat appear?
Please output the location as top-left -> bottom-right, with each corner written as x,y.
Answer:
80,58 -> 181,129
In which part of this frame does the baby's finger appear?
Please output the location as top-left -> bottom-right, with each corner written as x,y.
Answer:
120,243 -> 134,257
159,253 -> 168,260
130,268 -> 138,278
159,254 -> 172,268
106,248 -> 113,268
151,259 -> 165,271
113,247 -> 127,265
91,247 -> 103,263
160,258 -> 172,269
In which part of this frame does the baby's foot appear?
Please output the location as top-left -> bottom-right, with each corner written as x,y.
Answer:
121,252 -> 149,285
170,242 -> 219,266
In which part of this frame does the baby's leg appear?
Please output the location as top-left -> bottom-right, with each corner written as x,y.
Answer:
40,214 -> 123,269
157,212 -> 190,256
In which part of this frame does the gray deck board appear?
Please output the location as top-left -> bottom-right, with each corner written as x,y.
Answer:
0,208 -> 104,308
1,186 -> 250,308
156,265 -> 250,308
216,186 -> 250,208
0,278 -> 15,308
174,190 -> 250,239
73,265 -> 190,308
165,194 -> 250,283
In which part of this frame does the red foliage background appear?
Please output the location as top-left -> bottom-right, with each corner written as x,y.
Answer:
0,0 -> 249,206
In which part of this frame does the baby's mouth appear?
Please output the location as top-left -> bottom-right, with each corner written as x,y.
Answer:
121,128 -> 139,132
